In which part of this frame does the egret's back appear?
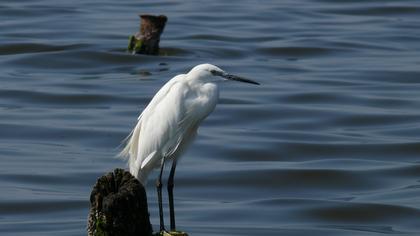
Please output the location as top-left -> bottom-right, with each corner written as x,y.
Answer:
120,73 -> 219,184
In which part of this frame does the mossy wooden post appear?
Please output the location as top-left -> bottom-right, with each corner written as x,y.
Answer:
128,14 -> 167,55
87,168 -> 153,236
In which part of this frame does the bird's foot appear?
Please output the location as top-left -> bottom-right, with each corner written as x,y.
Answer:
154,230 -> 188,236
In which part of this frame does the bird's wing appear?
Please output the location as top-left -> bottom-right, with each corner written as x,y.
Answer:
134,77 -> 200,171
137,74 -> 186,120
119,74 -> 186,168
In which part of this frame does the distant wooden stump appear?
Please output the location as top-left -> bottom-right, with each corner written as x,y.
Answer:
128,14 -> 167,55
87,168 -> 152,236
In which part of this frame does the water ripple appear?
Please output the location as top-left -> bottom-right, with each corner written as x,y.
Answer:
1,0 -> 420,235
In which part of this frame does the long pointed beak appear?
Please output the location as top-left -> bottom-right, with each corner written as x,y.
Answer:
222,73 -> 260,85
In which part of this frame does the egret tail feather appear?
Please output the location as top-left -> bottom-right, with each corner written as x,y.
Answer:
118,118 -> 142,169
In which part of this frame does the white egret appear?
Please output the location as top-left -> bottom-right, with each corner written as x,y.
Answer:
120,63 -> 259,232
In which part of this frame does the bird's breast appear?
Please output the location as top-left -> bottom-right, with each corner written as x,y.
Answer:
189,83 -> 219,119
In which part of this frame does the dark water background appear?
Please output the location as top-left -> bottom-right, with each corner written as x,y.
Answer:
1,0 -> 420,235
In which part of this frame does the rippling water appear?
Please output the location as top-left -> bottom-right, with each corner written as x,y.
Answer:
1,0 -> 420,235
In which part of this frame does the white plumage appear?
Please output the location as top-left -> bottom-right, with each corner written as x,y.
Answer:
119,63 -> 258,232
120,64 -> 220,184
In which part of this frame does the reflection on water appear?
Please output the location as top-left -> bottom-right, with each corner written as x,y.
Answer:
1,0 -> 420,235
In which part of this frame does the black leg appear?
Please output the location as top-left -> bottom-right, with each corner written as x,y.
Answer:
156,158 -> 166,231
167,159 -> 178,231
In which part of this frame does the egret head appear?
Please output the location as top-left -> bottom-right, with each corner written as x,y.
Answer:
187,63 -> 259,85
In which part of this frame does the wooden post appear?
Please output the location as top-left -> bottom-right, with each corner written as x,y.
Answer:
128,15 -> 167,55
87,168 -> 153,236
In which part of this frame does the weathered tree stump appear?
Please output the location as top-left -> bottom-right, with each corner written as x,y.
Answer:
87,168 -> 152,236
128,14 -> 167,55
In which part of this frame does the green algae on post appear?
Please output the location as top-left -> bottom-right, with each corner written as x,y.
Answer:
153,231 -> 189,236
128,15 -> 167,55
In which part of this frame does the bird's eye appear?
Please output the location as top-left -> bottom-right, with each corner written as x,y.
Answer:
210,70 -> 222,76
